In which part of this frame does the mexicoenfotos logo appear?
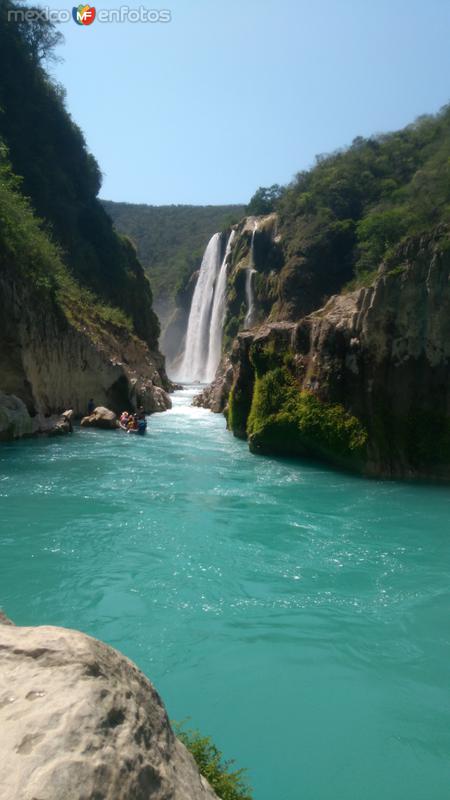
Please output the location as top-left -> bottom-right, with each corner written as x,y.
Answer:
72,4 -> 96,24
7,6 -> 172,24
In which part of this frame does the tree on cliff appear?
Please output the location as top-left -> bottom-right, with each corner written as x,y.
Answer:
246,184 -> 283,216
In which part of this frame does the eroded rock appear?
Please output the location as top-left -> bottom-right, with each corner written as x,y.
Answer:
0,392 -> 33,441
81,406 -> 118,429
0,623 -> 218,800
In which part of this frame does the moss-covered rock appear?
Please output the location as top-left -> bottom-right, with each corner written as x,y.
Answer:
246,368 -> 367,467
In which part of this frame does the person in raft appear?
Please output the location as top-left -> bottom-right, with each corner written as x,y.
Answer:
119,410 -> 147,434
119,411 -> 130,429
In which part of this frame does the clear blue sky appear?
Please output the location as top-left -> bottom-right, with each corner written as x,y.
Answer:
45,0 -> 450,205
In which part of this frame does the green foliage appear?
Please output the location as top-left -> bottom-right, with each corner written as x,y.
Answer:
274,106 -> 450,302
222,315 -> 240,352
246,367 -> 368,461
355,208 -> 415,273
102,201 -> 245,308
174,723 -> 252,800
249,340 -> 283,377
227,384 -> 252,437
0,1 -> 159,348
246,184 -> 283,216
0,142 -> 133,338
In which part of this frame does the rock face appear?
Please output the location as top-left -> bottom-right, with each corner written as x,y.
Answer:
0,271 -> 172,424
203,230 -> 450,480
0,621 -> 218,800
81,406 -> 119,430
0,391 -> 32,441
296,230 -> 450,479
0,393 -> 74,440
36,409 -> 74,436
193,355 -> 234,414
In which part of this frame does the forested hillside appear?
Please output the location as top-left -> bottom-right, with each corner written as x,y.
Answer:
102,201 -> 245,319
246,106 -> 450,320
0,1 -> 161,350
0,1 -> 170,418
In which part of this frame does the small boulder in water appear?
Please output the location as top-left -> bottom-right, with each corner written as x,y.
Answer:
81,406 -> 118,429
34,409 -> 74,436
49,409 -> 74,436
146,386 -> 172,413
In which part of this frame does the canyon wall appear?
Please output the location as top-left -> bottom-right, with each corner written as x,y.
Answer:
200,229 -> 450,480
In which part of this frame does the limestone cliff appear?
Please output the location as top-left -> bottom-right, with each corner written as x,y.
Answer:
202,229 -> 450,480
0,268 -> 172,420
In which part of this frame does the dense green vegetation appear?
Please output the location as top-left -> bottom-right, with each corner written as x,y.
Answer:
280,105 -> 450,278
226,339 -> 367,465
174,723 -> 252,800
102,201 -> 245,311
0,0 -> 159,347
243,107 -> 450,319
0,141 -> 133,338
246,184 -> 283,216
246,367 -> 367,463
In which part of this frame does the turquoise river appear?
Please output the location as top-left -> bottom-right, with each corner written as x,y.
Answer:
1,388 -> 449,800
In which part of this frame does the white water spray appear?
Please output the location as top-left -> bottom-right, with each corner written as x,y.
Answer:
206,229 -> 236,382
244,226 -> 257,328
176,232 -> 222,383
244,268 -> 257,329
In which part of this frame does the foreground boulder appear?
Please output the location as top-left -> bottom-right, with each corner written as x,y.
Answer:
0,620 -> 218,800
81,406 -> 118,429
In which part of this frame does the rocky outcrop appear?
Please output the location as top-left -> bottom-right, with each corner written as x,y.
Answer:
0,618 -> 218,800
193,355 -> 234,414
81,406 -> 119,429
206,229 -> 450,480
220,215 -> 282,349
294,229 -> 450,478
0,391 -> 32,441
37,409 -> 74,436
0,392 -> 74,440
0,271 -> 172,422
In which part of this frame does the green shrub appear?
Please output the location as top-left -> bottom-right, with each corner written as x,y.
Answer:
174,723 -> 252,800
0,144 -> 133,337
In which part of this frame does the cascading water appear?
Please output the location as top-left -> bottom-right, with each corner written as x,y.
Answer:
176,226 -> 253,383
206,229 -> 236,382
244,227 -> 257,328
176,232 -> 222,383
244,268 -> 257,328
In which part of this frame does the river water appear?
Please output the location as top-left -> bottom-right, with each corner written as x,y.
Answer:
1,388 -> 449,799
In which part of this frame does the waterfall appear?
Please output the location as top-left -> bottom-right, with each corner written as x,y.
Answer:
244,228 -> 257,328
206,229 -> 236,382
177,232 -> 222,383
244,268 -> 257,328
